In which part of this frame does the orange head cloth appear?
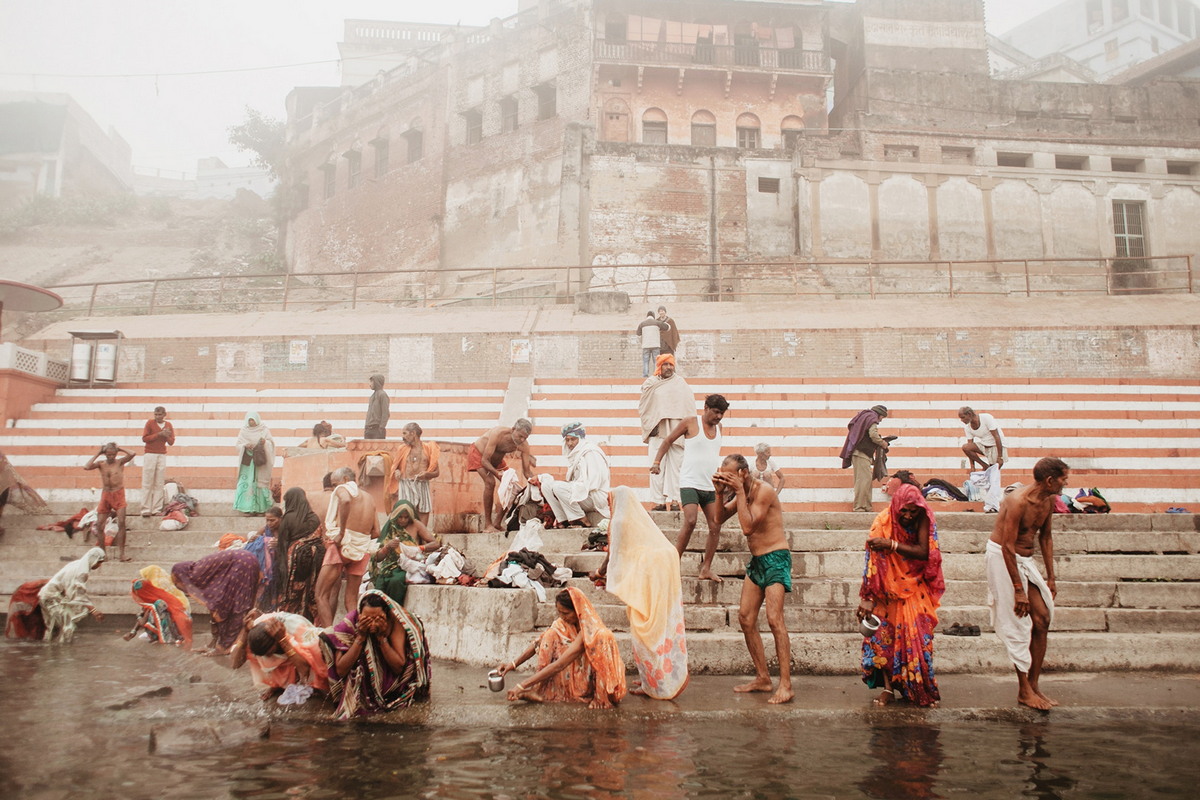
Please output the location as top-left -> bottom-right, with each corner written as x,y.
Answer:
654,353 -> 675,377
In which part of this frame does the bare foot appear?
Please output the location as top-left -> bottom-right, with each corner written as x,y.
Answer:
482,525 -> 504,534
697,569 -> 724,583
1033,689 -> 1059,707
872,690 -> 895,707
588,696 -> 614,709
119,556 -> 133,563
734,677 -> 773,693
509,687 -> 544,703
1017,688 -> 1054,711
768,686 -> 794,705
628,682 -> 647,696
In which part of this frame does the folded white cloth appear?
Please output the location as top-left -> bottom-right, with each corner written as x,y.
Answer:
985,539 -> 1054,673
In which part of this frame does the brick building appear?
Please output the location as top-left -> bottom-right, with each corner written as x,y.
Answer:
281,0 -> 1200,302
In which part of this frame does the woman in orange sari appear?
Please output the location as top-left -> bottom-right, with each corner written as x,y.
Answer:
855,483 -> 944,707
497,587 -> 626,709
125,565 -> 193,648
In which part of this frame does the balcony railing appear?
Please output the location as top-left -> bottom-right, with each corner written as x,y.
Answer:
594,40 -> 830,73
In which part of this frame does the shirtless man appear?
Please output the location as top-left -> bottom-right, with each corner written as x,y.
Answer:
470,419 -> 535,532
651,394 -> 728,582
712,453 -> 793,704
986,456 -> 1069,711
84,443 -> 135,561
315,467 -> 380,626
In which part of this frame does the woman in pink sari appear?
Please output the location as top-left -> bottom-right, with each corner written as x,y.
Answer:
231,610 -> 328,700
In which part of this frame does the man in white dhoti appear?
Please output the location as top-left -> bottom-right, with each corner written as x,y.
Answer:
985,456 -> 1069,711
541,422 -> 610,527
638,354 -> 694,511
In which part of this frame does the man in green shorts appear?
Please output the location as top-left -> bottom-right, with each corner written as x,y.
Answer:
713,453 -> 793,704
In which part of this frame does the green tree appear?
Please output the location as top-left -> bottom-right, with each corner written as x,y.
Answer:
228,107 -> 286,179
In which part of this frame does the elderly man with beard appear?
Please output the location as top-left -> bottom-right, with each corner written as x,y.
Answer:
638,353 -> 694,512
541,422 -> 611,527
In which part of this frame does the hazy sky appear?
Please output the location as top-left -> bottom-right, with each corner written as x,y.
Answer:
0,0 -> 1048,176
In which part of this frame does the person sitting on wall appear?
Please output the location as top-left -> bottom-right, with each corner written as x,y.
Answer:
539,422 -> 610,528
299,421 -> 346,449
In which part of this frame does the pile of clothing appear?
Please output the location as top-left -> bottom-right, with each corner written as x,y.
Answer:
1054,488 -> 1110,514
159,481 -> 199,530
480,519 -> 573,601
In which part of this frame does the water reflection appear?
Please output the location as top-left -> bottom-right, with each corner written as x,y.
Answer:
1016,723 -> 1076,800
858,724 -> 943,799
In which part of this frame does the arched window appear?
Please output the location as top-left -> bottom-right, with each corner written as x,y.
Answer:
691,109 -> 716,146
781,115 -> 805,150
736,113 -> 761,149
642,107 -> 668,144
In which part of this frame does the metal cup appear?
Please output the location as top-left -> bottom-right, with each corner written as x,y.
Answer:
859,613 -> 882,638
487,669 -> 505,692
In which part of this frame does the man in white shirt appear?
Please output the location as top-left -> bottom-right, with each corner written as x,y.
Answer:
636,311 -> 668,378
959,407 -> 1006,471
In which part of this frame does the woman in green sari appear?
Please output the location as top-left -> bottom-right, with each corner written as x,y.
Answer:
233,411 -> 274,515
370,499 -> 439,604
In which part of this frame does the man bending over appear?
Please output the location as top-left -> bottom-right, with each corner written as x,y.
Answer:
470,419 -> 535,532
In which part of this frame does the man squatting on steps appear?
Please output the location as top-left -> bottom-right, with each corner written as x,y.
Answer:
986,456 -> 1069,711
712,453 -> 794,704
651,394 -> 729,582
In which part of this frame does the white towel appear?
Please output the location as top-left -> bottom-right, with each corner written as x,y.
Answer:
985,540 -> 1054,673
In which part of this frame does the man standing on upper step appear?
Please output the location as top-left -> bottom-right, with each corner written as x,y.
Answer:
639,353 -> 693,511
364,374 -> 390,440
840,405 -> 891,513
713,453 -> 793,704
985,456 -> 1068,712
636,310 -> 669,378
651,393 -> 729,582
139,405 -> 174,518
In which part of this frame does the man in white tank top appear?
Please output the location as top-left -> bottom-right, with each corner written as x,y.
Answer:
651,394 -> 730,582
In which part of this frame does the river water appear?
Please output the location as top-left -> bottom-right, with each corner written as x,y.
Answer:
2,632 -> 1197,799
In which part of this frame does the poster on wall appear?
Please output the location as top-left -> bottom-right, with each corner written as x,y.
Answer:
289,340 -> 309,365
216,343 -> 264,383
510,339 -> 531,364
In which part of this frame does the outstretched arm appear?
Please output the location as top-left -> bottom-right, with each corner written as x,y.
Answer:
651,418 -> 693,473
509,634 -> 584,697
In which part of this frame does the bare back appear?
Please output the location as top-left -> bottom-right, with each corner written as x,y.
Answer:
989,483 -> 1055,556
337,485 -> 379,536
474,426 -> 519,466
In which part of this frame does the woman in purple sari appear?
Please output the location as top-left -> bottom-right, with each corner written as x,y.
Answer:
318,590 -> 431,720
171,550 -> 260,655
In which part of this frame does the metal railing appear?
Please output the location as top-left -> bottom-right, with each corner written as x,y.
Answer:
39,255 -> 1193,319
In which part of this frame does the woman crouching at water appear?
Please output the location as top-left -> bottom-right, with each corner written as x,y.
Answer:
318,590 -> 431,720
171,550 -> 261,656
231,610 -> 329,701
498,587 -> 626,709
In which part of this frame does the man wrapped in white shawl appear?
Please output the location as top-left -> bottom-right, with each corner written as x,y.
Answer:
541,422 -> 610,526
39,547 -> 106,642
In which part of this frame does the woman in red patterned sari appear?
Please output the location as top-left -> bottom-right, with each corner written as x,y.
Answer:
855,483 -> 944,707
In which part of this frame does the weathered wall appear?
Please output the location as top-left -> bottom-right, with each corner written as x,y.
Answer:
28,320 -> 1200,384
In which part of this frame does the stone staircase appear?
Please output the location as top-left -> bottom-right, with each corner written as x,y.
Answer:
416,510 -> 1200,674
3,506 -> 1198,674
527,377 -> 1200,512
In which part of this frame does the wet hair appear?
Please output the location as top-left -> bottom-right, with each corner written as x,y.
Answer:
322,472 -> 334,490
555,590 -> 575,612
512,418 -> 533,434
103,442 -> 118,451
361,593 -> 388,610
247,625 -> 278,657
404,422 -> 423,436
723,453 -> 749,472
705,394 -> 729,412
1033,457 -> 1069,483
332,466 -> 355,483
265,506 -> 282,520
312,421 -> 333,437
891,470 -> 921,488
154,406 -> 166,414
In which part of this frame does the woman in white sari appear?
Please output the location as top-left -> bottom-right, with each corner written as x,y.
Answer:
39,547 -> 106,642
542,422 -> 610,527
234,411 -> 275,515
